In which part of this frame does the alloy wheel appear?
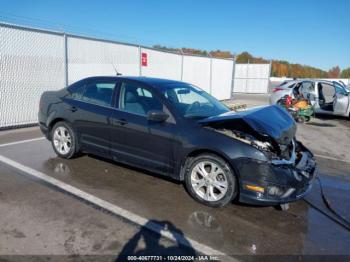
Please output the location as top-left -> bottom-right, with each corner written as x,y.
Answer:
190,161 -> 228,202
53,126 -> 72,155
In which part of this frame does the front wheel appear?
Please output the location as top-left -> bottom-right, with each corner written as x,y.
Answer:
184,153 -> 237,208
51,121 -> 80,159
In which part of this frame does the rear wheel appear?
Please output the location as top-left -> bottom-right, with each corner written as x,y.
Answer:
296,116 -> 305,123
184,153 -> 237,208
51,121 -> 80,159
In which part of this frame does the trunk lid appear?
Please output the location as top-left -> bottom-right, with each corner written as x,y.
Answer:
199,105 -> 296,145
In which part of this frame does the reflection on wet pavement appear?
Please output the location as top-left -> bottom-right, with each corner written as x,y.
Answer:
1,139 -> 350,255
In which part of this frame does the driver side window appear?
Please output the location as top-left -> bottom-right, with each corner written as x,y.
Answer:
119,82 -> 163,116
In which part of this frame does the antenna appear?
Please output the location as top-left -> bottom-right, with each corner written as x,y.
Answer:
112,64 -> 122,76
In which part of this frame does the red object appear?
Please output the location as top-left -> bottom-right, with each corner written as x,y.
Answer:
272,87 -> 284,92
285,95 -> 292,107
141,52 -> 148,67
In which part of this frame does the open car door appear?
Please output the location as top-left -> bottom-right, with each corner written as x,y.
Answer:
333,82 -> 350,116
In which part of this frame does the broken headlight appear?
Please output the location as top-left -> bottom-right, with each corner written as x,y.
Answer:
214,128 -> 276,155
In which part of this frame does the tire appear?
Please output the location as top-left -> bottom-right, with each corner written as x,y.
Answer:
296,116 -> 305,123
51,121 -> 80,159
184,153 -> 237,208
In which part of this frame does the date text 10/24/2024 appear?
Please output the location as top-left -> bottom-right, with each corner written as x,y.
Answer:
127,255 -> 220,261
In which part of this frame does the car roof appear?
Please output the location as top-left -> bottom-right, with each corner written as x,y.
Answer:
83,76 -> 187,89
280,79 -> 341,86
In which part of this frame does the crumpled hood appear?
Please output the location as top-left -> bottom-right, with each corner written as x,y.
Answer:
199,105 -> 296,145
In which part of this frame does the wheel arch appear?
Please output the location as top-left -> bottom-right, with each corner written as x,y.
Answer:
179,148 -> 240,182
48,118 -> 71,139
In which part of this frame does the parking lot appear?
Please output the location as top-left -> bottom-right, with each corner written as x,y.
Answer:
0,95 -> 350,260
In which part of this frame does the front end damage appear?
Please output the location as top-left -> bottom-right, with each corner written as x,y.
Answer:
200,105 -> 317,205
235,139 -> 317,205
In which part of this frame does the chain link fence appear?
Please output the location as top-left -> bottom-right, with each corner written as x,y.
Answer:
0,22 -> 270,129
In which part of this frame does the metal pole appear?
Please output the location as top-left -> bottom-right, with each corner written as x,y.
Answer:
268,60 -> 272,93
209,54 -> 213,95
180,50 -> 184,81
63,33 -> 68,87
245,59 -> 249,92
230,56 -> 236,99
138,45 -> 142,76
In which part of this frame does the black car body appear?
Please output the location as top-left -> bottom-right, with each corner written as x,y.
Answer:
39,76 -> 317,207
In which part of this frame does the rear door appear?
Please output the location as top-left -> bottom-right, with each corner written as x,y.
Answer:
300,81 -> 316,105
110,80 -> 177,175
65,77 -> 117,156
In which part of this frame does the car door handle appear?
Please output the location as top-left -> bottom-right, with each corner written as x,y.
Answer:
69,106 -> 78,112
112,118 -> 128,126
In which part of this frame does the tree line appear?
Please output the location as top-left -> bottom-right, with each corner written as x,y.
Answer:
153,45 -> 350,79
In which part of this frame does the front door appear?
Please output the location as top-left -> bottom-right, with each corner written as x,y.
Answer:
333,83 -> 350,116
110,80 -> 177,175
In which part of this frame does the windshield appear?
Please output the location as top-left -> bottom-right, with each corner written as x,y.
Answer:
162,83 -> 230,119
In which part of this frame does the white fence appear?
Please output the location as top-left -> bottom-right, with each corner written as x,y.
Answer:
0,24 -> 65,128
67,36 -> 140,84
0,22 -> 272,128
0,23 -> 239,128
211,58 -> 235,100
233,63 -> 271,93
140,47 -> 182,81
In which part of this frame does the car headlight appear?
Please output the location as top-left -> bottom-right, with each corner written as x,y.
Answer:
213,128 -> 274,152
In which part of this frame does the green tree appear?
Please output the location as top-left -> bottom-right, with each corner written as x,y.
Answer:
235,52 -> 254,63
340,68 -> 350,78
209,50 -> 233,58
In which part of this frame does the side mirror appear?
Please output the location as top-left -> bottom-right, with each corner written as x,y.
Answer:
147,110 -> 169,122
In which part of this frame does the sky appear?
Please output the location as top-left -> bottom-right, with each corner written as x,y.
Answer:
0,0 -> 349,71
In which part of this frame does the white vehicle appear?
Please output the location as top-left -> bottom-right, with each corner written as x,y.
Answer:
270,80 -> 350,118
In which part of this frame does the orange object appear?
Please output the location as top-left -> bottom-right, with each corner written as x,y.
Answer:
293,100 -> 308,109
245,184 -> 265,193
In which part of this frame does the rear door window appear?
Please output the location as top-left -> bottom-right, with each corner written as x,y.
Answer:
82,82 -> 116,107
300,81 -> 315,98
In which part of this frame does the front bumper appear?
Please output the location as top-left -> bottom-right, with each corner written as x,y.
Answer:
235,144 -> 317,206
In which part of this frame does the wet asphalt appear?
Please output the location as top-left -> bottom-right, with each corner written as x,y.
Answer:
0,120 -> 350,260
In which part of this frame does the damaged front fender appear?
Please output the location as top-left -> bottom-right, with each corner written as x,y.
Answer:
199,105 -> 297,147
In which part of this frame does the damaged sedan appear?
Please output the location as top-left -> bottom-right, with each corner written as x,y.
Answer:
39,76 -> 317,207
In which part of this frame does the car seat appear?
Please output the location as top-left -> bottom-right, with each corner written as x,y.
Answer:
124,89 -> 146,115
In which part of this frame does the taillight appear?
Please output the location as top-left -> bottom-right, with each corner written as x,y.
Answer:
272,87 -> 284,92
